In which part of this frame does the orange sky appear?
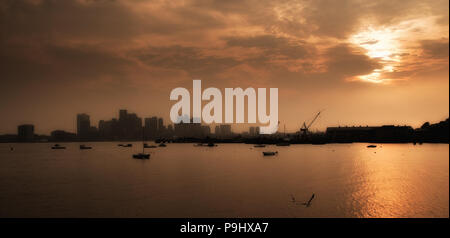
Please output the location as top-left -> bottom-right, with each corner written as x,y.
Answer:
0,0 -> 448,134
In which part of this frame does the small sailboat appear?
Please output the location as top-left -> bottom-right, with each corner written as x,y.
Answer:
144,143 -> 157,148
276,123 -> 290,146
263,151 -> 278,156
133,128 -> 150,159
51,144 -> 66,149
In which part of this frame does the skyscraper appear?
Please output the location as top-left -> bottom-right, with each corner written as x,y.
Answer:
119,109 -> 128,122
144,117 -> 158,139
17,124 -> 34,142
158,118 -> 164,131
77,113 -> 90,140
117,110 -> 142,140
249,126 -> 260,136
220,124 -> 232,137
215,124 -> 232,138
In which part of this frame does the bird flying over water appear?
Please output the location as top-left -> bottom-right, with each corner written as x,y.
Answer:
290,193 -> 315,207
301,193 -> 315,207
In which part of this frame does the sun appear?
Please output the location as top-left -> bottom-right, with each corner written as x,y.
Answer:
349,27 -> 402,84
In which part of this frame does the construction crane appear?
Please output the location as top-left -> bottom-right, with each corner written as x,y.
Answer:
300,111 -> 321,136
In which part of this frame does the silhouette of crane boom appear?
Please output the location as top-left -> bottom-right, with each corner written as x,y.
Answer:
300,111 -> 321,135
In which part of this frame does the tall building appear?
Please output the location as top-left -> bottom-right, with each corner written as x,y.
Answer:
77,113 -> 90,139
144,117 -> 158,139
220,124 -> 232,137
215,125 -> 220,135
117,110 -> 142,140
173,120 -> 204,138
119,109 -> 128,122
51,130 -> 76,142
201,125 -> 211,136
98,118 -> 119,140
167,124 -> 174,137
215,124 -> 232,138
249,126 -> 260,136
157,118 -> 164,133
18,124 -> 34,142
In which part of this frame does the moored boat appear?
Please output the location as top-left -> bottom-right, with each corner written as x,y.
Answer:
79,145 -> 92,150
133,128 -> 150,159
263,151 -> 278,156
144,143 -> 157,148
133,153 -> 150,159
51,144 -> 66,149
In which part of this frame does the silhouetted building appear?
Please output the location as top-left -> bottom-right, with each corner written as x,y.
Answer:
167,124 -> 174,137
326,125 -> 414,142
51,130 -> 76,141
201,125 -> 211,136
326,126 -> 375,141
249,126 -> 259,136
77,113 -> 90,139
98,119 -> 119,140
119,110 -> 128,121
214,125 -> 220,135
144,117 -> 158,139
157,118 -> 165,135
215,124 -> 232,138
118,109 -> 142,140
172,117 -> 210,138
0,134 -> 18,143
18,124 -> 34,142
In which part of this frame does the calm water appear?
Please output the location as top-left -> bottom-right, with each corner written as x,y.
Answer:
0,143 -> 448,218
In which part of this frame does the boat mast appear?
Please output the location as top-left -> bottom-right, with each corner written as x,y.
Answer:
142,126 -> 144,154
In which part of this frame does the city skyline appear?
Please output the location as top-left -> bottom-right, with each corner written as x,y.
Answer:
3,107 -> 450,136
6,107 -> 449,141
1,0 -> 448,135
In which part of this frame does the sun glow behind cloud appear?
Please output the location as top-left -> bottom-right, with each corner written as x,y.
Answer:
350,27 -> 402,83
350,16 -> 448,84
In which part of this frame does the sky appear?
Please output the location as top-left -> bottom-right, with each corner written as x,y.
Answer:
0,0 -> 449,134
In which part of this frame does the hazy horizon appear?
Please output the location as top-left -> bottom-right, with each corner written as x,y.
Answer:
1,0 -> 448,135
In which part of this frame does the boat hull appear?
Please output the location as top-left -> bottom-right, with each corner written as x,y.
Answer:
133,154 -> 150,159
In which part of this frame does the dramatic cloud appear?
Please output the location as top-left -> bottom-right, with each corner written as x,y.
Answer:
0,0 -> 448,133
421,39 -> 450,59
